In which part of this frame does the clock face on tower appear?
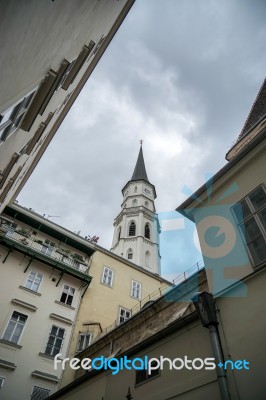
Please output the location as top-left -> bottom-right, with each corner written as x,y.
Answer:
143,186 -> 151,197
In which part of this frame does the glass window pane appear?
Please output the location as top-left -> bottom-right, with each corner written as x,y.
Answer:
258,208 -> 266,232
233,200 -> 251,223
240,217 -> 262,244
248,236 -> 266,265
249,187 -> 266,210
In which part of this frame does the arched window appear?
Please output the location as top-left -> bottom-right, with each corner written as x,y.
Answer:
134,186 -> 137,193
129,221 -> 136,236
132,199 -> 137,206
145,223 -> 150,239
127,248 -> 133,260
117,226 -> 121,241
145,251 -> 150,268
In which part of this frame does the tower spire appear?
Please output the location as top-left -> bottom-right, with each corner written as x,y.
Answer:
110,142 -> 161,275
131,141 -> 149,183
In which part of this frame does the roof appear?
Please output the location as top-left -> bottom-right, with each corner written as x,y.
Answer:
238,78 -> 266,140
131,144 -> 150,183
176,130 -> 266,220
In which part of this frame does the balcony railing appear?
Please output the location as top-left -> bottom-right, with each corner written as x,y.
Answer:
0,227 -> 89,274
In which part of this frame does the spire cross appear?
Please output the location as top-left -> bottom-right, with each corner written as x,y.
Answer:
140,139 -> 143,146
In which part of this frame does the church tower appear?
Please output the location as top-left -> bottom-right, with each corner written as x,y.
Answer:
110,143 -> 161,275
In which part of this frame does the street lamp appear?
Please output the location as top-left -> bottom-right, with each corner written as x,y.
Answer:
191,291 -> 231,400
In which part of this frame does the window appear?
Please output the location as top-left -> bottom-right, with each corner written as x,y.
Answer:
145,223 -> 150,239
134,186 -> 137,193
119,307 -> 131,324
0,91 -> 35,141
41,239 -> 55,256
135,361 -> 159,385
132,199 -> 137,206
0,377 -> 5,389
129,221 -> 136,236
3,311 -> 28,344
25,271 -> 43,292
5,222 -> 17,237
145,251 -> 150,268
232,185 -> 266,266
31,386 -> 50,400
131,281 -> 141,300
45,325 -> 65,357
102,267 -> 114,287
117,226 -> 121,241
60,285 -> 75,306
127,248 -> 133,260
77,333 -> 91,352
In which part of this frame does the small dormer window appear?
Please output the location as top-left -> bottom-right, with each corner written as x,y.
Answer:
128,248 -> 133,260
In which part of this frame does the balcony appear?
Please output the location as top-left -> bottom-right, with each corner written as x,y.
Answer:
0,226 -> 92,284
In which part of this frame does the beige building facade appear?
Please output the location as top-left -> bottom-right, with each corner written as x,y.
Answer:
0,203 -> 171,398
43,80 -> 266,400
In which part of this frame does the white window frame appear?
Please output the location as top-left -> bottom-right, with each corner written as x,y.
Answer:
59,285 -> 75,306
119,307 -> 131,324
41,239 -> 55,256
30,385 -> 51,400
0,90 -> 36,142
45,325 -> 65,357
77,333 -> 91,352
131,281 -> 142,300
24,271 -> 43,292
2,311 -> 28,344
127,248 -> 133,260
0,377 -> 5,389
102,267 -> 114,287
232,184 -> 266,267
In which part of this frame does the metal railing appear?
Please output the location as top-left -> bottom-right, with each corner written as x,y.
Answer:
96,259 -> 205,340
0,227 -> 89,273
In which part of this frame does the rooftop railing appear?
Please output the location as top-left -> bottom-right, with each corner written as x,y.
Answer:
97,259 -> 205,340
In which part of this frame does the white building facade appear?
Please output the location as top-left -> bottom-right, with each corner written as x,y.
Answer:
0,204 -> 94,399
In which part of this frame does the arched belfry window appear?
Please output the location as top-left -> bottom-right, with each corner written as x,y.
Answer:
129,221 -> 136,236
127,248 -> 133,260
117,226 -> 121,241
145,223 -> 150,239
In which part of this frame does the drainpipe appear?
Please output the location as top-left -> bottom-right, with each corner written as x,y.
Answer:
191,292 -> 231,400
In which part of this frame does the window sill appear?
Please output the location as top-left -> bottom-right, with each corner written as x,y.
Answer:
19,285 -> 41,296
50,313 -> 73,326
31,370 -> 59,383
100,282 -> 113,289
55,300 -> 75,310
0,358 -> 17,370
0,339 -> 22,349
131,296 -> 141,301
38,352 -> 58,361
11,298 -> 37,312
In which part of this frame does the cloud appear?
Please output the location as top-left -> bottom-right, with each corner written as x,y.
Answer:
18,0 -> 266,279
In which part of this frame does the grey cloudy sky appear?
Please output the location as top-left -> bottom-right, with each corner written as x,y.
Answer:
18,0 -> 266,280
